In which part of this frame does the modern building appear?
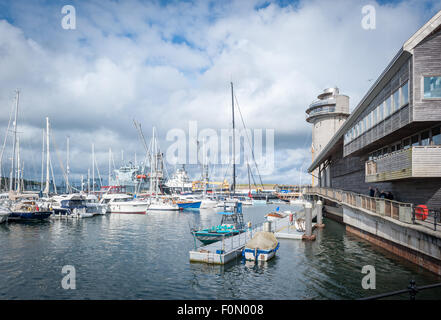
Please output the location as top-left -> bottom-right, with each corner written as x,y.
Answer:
305,10 -> 441,275
308,11 -> 441,208
306,87 -> 350,186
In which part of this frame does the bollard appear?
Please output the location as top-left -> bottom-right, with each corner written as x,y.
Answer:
302,202 -> 316,241
316,200 -> 325,228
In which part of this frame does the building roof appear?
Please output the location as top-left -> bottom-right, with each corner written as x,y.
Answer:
308,10 -> 441,173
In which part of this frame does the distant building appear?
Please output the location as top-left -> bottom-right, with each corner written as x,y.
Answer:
306,87 -> 350,186
308,10 -> 441,207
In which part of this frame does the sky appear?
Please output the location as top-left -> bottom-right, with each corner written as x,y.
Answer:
0,0 -> 440,187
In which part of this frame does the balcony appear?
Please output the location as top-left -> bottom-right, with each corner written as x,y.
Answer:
307,98 -> 336,112
365,146 -> 441,183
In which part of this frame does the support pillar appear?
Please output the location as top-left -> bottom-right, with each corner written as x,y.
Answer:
316,200 -> 325,228
302,202 -> 316,241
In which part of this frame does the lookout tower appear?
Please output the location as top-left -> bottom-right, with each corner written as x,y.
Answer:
306,87 -> 350,186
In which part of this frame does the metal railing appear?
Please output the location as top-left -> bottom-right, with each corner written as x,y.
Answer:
412,208 -> 441,231
305,186 -> 441,232
304,186 -> 413,224
359,280 -> 441,300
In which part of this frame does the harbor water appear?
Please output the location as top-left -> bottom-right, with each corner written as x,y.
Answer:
0,203 -> 440,300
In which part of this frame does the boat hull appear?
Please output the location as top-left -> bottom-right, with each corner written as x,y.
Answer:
109,203 -> 149,214
243,242 -> 279,262
193,229 -> 243,245
177,201 -> 201,209
9,211 -> 52,221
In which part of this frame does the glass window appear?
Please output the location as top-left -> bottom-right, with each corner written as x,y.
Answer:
421,131 -> 430,146
390,145 -> 396,152
396,143 -> 401,151
401,82 -> 409,106
368,112 -> 372,129
432,126 -> 441,145
393,90 -> 399,112
363,117 -> 367,132
423,76 -> 441,98
372,109 -> 377,125
385,97 -> 391,117
411,135 -> 419,146
379,104 -> 384,121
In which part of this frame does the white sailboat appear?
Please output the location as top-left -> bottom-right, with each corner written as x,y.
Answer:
145,127 -> 179,211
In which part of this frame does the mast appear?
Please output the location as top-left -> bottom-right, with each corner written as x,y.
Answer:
87,168 -> 90,193
16,137 -> 20,193
231,82 -> 236,196
66,136 -> 70,193
40,128 -> 45,191
9,90 -> 19,192
92,144 -> 94,193
108,148 -> 111,186
43,117 -> 50,195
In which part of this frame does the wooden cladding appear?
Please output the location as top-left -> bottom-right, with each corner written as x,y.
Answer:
365,146 -> 441,182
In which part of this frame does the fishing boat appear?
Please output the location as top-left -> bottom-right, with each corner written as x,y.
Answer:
101,193 -> 149,214
191,201 -> 245,245
0,206 -> 11,224
243,231 -> 279,262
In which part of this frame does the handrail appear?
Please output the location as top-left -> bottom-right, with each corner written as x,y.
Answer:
305,186 -> 441,231
359,280 -> 441,300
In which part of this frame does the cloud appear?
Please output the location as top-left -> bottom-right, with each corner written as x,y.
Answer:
0,0 -> 440,186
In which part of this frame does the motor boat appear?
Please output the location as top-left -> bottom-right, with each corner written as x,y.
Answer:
243,231 -> 279,262
84,194 -> 107,215
101,194 -> 149,214
191,201 -> 245,245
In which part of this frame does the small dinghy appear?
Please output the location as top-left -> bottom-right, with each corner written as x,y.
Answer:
243,231 -> 279,262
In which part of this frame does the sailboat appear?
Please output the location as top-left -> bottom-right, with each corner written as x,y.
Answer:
145,127 -> 179,211
7,92 -> 52,221
191,83 -> 247,243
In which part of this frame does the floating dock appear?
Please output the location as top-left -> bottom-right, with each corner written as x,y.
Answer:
189,217 -> 292,265
189,210 -> 318,264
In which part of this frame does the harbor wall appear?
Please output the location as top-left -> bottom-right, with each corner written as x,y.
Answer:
342,206 -> 441,275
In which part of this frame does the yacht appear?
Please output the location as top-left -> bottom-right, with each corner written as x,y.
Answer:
101,194 -> 149,214
85,194 -> 107,215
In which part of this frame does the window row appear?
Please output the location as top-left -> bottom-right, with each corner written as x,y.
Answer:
368,125 -> 441,160
344,81 -> 409,145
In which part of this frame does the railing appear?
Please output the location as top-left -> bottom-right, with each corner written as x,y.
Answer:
305,186 -> 414,225
359,280 -> 441,300
412,208 -> 441,232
